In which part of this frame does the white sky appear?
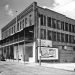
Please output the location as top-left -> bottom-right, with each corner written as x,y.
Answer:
0,0 -> 75,40
52,0 -> 75,19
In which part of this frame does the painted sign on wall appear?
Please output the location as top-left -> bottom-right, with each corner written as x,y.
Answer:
38,39 -> 52,47
38,47 -> 58,60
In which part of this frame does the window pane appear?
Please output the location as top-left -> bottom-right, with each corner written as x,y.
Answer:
17,23 -> 19,31
25,18 -> 27,27
20,21 -> 22,30
65,34 -> 68,43
57,20 -> 61,29
69,24 -> 71,32
44,15 -> 46,26
52,31 -> 56,41
61,33 -> 64,42
22,19 -> 24,29
48,30 -> 52,40
57,32 -> 60,41
61,21 -> 64,30
52,18 -> 56,28
72,25 -> 74,33
41,29 -> 46,39
47,17 -> 51,27
29,15 -> 32,26
74,25 -> 75,33
40,14 -> 43,25
65,23 -> 68,31
14,25 -> 15,33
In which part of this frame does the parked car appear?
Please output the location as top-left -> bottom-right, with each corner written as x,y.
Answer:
0,55 -> 6,61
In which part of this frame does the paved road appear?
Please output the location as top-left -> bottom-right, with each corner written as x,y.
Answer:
0,61 -> 75,75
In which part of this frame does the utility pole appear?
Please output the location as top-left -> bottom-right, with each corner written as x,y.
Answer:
39,17 -> 41,65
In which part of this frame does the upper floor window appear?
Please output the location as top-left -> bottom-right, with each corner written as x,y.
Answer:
52,31 -> 56,41
52,18 -> 56,28
74,25 -> 75,33
14,25 -> 16,33
61,21 -> 64,30
17,22 -> 19,31
47,17 -> 51,27
57,32 -> 60,41
65,23 -> 68,31
48,30 -> 52,40
40,14 -> 43,26
72,25 -> 74,33
20,21 -> 22,30
41,29 -> 46,39
69,24 -> 71,32
22,19 -> 24,29
61,33 -> 64,42
12,27 -> 13,34
29,15 -> 32,26
57,20 -> 61,29
44,15 -> 46,26
39,14 -> 46,26
9,28 -> 11,35
25,18 -> 27,27
65,34 -> 68,43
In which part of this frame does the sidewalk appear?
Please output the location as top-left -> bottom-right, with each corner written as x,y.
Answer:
3,60 -> 75,71
41,63 -> 75,71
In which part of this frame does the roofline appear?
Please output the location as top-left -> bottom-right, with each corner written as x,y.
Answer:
37,6 -> 75,22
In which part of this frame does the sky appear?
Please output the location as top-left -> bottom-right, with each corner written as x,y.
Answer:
0,0 -> 75,39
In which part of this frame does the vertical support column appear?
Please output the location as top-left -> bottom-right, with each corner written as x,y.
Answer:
18,33 -> 19,62
13,36 -> 14,62
6,46 -> 7,60
33,2 -> 38,63
9,46 -> 10,61
38,17 -> 41,65
13,44 -> 14,62
23,29 -> 25,63
18,43 -> 19,62
3,47 -> 4,57
46,16 -> 47,40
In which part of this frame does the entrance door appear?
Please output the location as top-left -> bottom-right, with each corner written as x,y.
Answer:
25,46 -> 33,61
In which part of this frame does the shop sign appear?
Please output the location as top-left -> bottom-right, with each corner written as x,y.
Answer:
38,47 -> 58,60
38,39 -> 52,47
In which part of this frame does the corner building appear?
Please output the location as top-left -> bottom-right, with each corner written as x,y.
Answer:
0,2 -> 75,63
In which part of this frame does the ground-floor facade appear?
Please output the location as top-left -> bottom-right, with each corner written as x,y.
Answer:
1,39 -> 75,63
1,41 -> 36,63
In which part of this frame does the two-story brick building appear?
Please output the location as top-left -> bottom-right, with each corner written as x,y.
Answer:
0,2 -> 75,63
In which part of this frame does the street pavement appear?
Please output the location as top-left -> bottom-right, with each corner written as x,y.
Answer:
0,61 -> 75,75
